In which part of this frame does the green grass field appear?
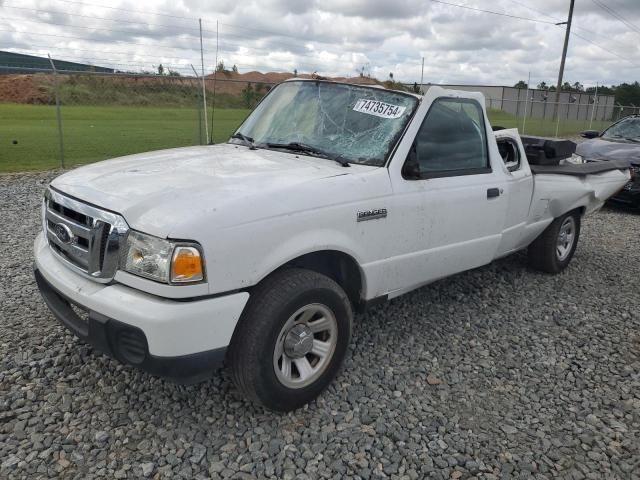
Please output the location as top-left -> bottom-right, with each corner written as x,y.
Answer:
0,104 -> 250,172
488,109 -> 611,138
0,103 -> 613,172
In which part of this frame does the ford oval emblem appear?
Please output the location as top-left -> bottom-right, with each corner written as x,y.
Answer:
54,223 -> 73,244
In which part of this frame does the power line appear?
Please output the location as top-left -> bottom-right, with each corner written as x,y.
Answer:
428,0 -> 639,69
500,0 -> 607,40
8,0 -> 555,62
0,27 -> 201,53
1,12 -> 388,67
500,0 -> 561,21
19,0 -> 198,21
569,30 -> 640,68
4,1 -> 549,70
14,43 -> 199,62
0,15 -> 199,40
218,23 -> 424,63
427,0 -> 557,24
1,4 -> 201,32
590,0 -> 640,35
3,0 -> 638,80
0,23 -> 375,76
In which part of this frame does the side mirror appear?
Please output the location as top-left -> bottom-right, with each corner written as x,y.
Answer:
581,130 -> 600,139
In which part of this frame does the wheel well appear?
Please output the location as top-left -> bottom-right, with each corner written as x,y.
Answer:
565,206 -> 586,219
281,251 -> 364,310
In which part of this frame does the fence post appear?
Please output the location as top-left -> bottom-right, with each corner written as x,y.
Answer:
47,54 -> 65,168
210,19 -> 220,144
191,64 -> 205,145
521,72 -> 530,135
198,19 -> 210,144
555,100 -> 561,138
589,83 -> 598,130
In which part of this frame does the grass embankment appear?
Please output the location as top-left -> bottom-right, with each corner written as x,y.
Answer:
50,76 -> 254,109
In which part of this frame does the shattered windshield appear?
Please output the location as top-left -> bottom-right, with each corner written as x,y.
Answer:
231,81 -> 419,166
602,118 -> 640,141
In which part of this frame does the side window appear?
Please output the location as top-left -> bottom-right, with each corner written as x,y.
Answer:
497,138 -> 521,172
403,98 -> 490,179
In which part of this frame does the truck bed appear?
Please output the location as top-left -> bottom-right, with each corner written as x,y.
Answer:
530,159 -> 631,176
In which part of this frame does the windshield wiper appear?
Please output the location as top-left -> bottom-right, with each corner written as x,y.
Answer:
624,137 -> 640,143
230,132 -> 257,150
264,142 -> 350,167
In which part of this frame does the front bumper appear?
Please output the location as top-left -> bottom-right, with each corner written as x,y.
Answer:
34,233 -> 250,383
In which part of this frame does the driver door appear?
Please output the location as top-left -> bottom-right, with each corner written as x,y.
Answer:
383,97 -> 508,295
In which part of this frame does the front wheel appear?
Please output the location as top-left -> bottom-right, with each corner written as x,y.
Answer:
528,211 -> 581,273
228,268 -> 352,411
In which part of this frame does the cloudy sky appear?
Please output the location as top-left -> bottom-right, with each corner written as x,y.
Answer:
1,0 -> 639,88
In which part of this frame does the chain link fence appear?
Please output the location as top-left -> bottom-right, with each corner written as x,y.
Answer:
0,66 -> 275,172
1,68 -> 637,172
485,97 -> 635,138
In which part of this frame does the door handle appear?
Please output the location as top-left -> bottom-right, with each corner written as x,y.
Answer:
487,188 -> 500,199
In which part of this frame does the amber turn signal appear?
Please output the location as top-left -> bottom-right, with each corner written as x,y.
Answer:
171,246 -> 204,283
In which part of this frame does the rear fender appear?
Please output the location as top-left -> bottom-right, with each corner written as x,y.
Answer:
537,169 -> 630,218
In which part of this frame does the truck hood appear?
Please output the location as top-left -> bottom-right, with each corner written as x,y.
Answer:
576,138 -> 640,164
51,144 -> 381,238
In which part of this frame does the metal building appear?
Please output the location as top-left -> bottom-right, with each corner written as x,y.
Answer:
0,51 -> 114,74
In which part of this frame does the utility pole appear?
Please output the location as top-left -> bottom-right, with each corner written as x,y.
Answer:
553,0 -> 575,120
420,57 -> 424,94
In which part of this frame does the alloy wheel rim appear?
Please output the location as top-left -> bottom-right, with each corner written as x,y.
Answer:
556,217 -> 576,261
273,303 -> 338,389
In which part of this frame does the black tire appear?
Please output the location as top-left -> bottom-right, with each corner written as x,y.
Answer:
228,268 -> 353,411
528,210 -> 581,273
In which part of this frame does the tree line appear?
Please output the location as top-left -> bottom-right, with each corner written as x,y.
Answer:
513,80 -> 640,106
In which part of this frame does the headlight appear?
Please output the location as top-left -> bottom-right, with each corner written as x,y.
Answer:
123,231 -> 204,284
569,153 -> 584,164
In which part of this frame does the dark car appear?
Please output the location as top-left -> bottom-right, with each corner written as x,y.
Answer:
576,115 -> 640,208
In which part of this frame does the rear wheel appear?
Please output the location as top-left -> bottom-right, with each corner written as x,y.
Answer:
228,268 -> 352,411
528,211 -> 581,273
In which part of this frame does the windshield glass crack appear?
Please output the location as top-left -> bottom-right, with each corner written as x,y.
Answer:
231,81 -> 419,166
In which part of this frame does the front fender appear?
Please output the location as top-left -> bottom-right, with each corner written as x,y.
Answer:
251,228 -> 366,287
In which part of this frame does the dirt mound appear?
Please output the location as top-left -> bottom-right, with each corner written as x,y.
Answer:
0,71 -> 386,104
0,74 -> 51,104
207,70 -> 382,95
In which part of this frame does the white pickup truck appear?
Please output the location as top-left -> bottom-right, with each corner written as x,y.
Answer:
34,79 -> 630,411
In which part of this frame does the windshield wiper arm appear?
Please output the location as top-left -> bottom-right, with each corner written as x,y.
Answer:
230,132 -> 257,150
264,142 -> 350,167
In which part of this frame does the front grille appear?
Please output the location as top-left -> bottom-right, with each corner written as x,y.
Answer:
44,188 -> 129,281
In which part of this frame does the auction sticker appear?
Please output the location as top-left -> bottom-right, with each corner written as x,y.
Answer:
353,99 -> 406,119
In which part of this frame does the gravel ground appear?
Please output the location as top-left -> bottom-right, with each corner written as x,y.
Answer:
1,171 -> 639,480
